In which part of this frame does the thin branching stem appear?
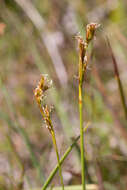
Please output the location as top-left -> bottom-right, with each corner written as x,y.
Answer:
42,123 -> 90,190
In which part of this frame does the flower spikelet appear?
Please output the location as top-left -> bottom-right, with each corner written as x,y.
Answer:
34,75 -> 52,105
34,75 -> 53,133
86,23 -> 100,44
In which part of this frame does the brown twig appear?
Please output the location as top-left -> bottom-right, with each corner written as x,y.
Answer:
92,66 -> 127,142
106,37 -> 127,120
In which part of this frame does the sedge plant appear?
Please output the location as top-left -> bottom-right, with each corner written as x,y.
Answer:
34,75 -> 64,190
34,23 -> 99,190
76,23 -> 99,190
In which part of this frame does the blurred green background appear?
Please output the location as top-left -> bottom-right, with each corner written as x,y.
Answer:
1,0 -> 127,189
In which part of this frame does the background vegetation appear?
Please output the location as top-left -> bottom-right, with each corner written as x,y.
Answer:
0,0 -> 127,189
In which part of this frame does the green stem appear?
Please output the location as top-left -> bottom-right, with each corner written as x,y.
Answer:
79,83 -> 86,190
42,124 -> 89,190
78,37 -> 86,190
51,129 -> 64,190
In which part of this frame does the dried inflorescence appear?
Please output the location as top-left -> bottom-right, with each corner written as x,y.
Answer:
34,76 -> 64,188
76,36 -> 86,64
76,23 -> 100,84
34,75 -> 53,133
34,74 -> 52,104
86,23 -> 100,44
76,23 -> 100,190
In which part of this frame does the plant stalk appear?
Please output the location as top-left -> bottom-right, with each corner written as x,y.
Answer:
79,64 -> 86,190
42,123 -> 90,190
77,23 -> 99,190
51,128 -> 64,190
38,103 -> 64,190
34,75 -> 64,189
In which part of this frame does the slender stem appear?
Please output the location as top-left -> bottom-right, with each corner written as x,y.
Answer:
42,124 -> 90,190
78,36 -> 86,190
117,77 -> 127,119
77,23 -> 99,189
107,38 -> 127,120
39,103 -> 64,189
79,82 -> 86,190
51,129 -> 64,190
34,76 -> 64,188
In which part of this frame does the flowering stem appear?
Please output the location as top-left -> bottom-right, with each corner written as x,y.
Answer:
51,128 -> 64,190
34,75 -> 64,189
79,82 -> 86,190
39,104 -> 64,190
42,123 -> 90,190
77,23 -> 99,190
78,42 -> 86,190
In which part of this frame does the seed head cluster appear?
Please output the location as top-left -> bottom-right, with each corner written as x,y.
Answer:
76,23 -> 99,84
34,75 -> 53,133
34,75 -> 52,104
86,23 -> 100,44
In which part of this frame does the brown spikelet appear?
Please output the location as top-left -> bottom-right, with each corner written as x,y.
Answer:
86,23 -> 100,44
34,75 -> 53,133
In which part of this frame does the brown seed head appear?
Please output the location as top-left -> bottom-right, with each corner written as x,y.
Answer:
42,105 -> 53,132
86,23 -> 100,44
34,75 -> 52,105
34,75 -> 53,133
34,87 -> 43,104
76,35 -> 86,63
